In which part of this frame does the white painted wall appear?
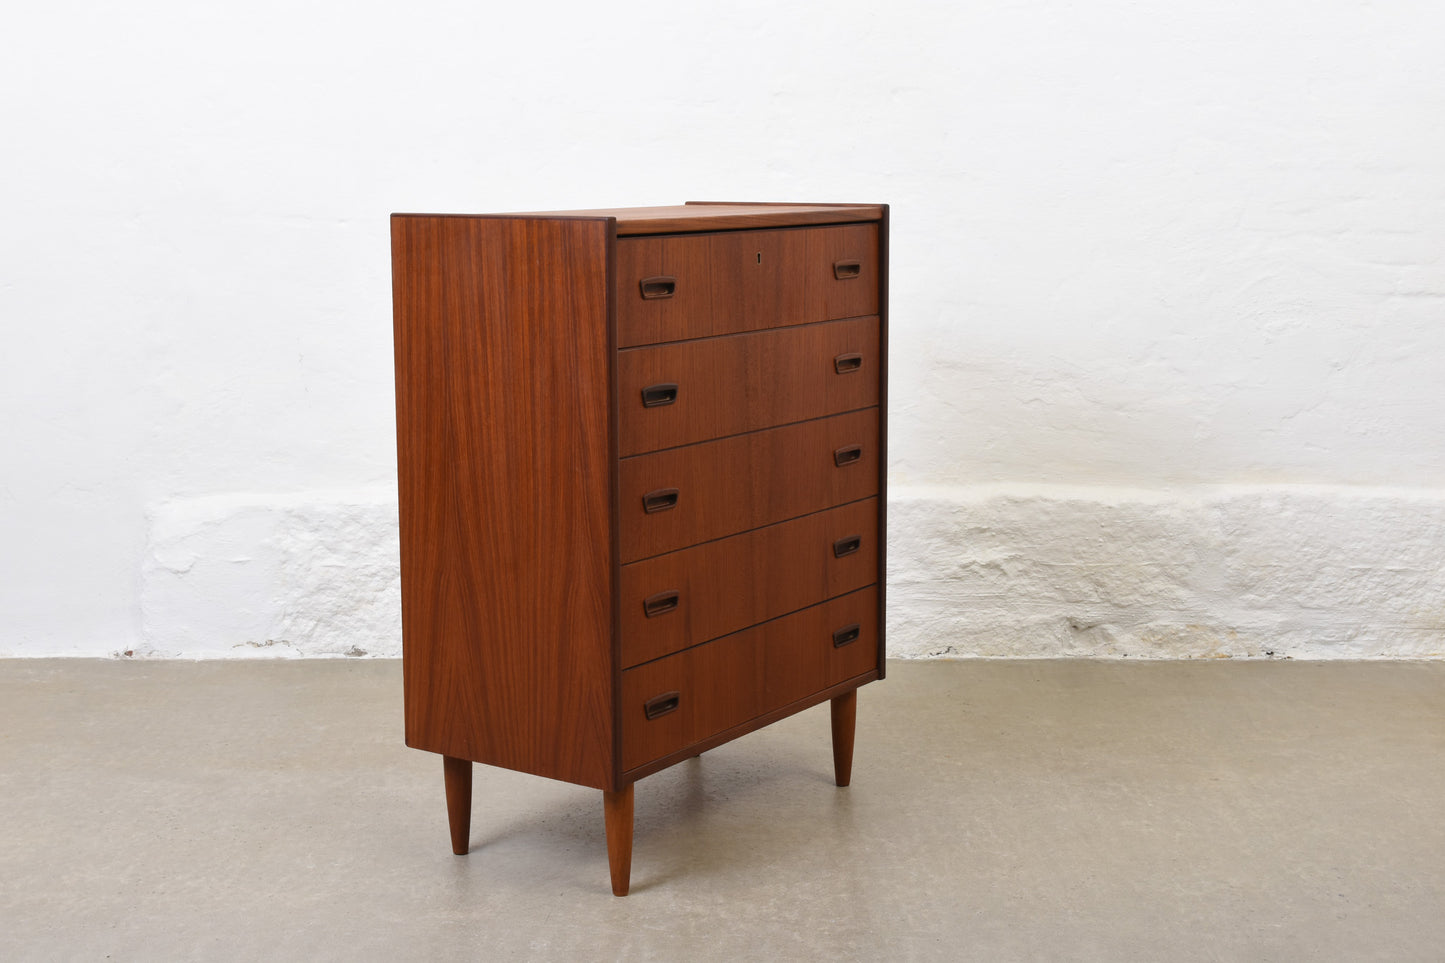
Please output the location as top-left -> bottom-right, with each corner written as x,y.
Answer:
3,1 -> 1442,657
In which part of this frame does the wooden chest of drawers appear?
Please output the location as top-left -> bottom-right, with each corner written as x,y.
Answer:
390,201 -> 888,895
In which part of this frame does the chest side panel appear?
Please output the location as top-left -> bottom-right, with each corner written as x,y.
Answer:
392,215 -> 614,790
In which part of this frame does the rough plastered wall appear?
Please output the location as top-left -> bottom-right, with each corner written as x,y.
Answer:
3,1 -> 1443,658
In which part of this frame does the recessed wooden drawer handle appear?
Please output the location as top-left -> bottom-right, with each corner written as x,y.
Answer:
643,590 -> 680,618
834,352 -> 863,374
642,488 -> 679,513
644,691 -> 680,720
832,623 -> 861,648
641,383 -> 678,408
833,260 -> 862,280
834,444 -> 863,467
833,534 -> 862,558
639,276 -> 676,300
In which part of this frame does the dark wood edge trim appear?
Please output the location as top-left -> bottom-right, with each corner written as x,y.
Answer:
620,670 -> 880,783
876,206 -> 889,681
390,218 -> 414,724
606,219 -> 625,793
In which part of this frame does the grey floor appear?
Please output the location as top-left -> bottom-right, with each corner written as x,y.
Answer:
2,659 -> 1443,962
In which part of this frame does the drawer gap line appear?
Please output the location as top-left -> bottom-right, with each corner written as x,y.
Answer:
618,406 -> 880,461
617,314 -> 882,351
621,583 -> 880,671
620,494 -> 882,564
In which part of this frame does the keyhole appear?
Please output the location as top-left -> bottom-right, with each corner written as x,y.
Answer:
756,252 -> 762,264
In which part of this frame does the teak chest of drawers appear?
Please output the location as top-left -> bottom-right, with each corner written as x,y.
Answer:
390,201 -> 888,895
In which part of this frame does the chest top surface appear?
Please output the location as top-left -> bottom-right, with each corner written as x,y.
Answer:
392,202 -> 885,235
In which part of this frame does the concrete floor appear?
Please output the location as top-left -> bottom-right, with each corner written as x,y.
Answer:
1,660 -> 1443,962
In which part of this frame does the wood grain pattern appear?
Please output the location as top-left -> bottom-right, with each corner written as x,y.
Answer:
619,588 -> 880,771
624,673 -> 878,782
804,224 -> 880,322
617,408 -> 880,562
615,229 -> 805,345
617,227 -> 880,347
392,214 -> 615,790
709,227 -> 808,335
616,317 -> 880,455
605,225 -> 626,802
619,498 -> 880,668
613,232 -> 712,348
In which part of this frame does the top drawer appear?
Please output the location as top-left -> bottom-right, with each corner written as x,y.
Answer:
616,224 -> 879,347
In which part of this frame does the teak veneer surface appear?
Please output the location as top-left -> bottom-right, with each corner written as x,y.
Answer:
617,409 -> 880,563
619,498 -> 880,668
804,224 -> 881,322
391,201 -> 888,894
615,224 -> 878,346
616,317 -> 880,456
477,203 -> 884,235
619,588 -> 880,770
391,215 -> 614,790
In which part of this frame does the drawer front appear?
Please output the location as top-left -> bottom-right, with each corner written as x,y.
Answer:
707,227 -> 808,337
617,317 -> 879,456
616,225 -> 880,347
613,232 -> 713,349
805,223 -> 880,323
620,588 -> 879,772
619,498 -> 879,668
618,408 -> 880,563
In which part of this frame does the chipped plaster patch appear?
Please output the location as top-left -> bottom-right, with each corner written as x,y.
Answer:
889,484 -> 1445,660
140,488 -> 400,657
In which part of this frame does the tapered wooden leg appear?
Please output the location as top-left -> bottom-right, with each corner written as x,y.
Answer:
830,690 -> 857,788
443,755 -> 472,855
603,784 -> 634,897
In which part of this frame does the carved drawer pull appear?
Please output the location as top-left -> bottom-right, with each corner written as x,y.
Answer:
643,591 -> 680,618
641,383 -> 678,407
640,276 -> 676,299
644,691 -> 680,720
